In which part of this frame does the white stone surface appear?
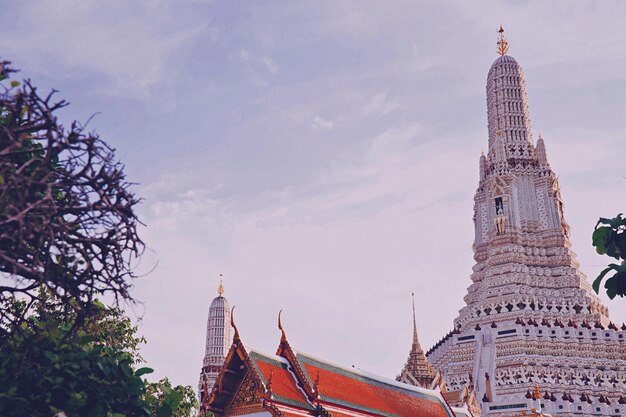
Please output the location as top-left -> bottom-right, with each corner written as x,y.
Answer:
427,52 -> 626,417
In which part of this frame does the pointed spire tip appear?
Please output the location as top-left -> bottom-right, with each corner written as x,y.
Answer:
497,25 -> 509,56
411,292 -> 419,347
217,274 -> 224,296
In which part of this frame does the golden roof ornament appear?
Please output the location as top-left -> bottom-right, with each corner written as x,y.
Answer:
497,25 -> 509,56
217,274 -> 224,296
278,309 -> 288,343
231,306 -> 240,342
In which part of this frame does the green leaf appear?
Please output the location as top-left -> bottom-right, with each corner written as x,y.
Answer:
609,213 -> 625,229
135,367 -> 154,377
592,227 -> 611,254
605,276 -> 618,299
44,351 -> 59,362
593,266 -> 614,294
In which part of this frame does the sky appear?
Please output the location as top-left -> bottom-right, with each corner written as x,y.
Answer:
2,1 -> 626,391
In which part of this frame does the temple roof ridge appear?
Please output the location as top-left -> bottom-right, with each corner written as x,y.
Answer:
242,344 -> 284,359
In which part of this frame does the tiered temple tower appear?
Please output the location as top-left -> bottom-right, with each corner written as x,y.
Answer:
425,28 -> 626,417
198,280 -> 231,405
398,293 -> 437,387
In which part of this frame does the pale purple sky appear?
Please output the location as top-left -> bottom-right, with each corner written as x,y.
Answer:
2,1 -> 626,390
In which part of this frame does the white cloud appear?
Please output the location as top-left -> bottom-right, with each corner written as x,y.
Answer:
262,56 -> 278,74
313,115 -> 334,130
363,92 -> 400,117
4,0 -> 211,98
239,49 -> 253,62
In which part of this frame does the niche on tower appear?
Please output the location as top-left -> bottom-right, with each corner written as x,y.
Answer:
495,197 -> 504,215
494,197 -> 506,235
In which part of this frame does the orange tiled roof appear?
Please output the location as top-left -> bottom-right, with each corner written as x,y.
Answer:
295,352 -> 454,417
248,350 -> 312,410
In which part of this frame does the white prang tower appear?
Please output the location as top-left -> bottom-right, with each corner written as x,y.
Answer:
198,279 -> 231,404
426,28 -> 626,417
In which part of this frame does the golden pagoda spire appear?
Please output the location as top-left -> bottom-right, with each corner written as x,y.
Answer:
217,274 -> 224,296
497,25 -> 509,56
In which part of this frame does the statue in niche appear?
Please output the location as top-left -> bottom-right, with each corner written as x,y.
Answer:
495,198 -> 506,235
496,215 -> 506,235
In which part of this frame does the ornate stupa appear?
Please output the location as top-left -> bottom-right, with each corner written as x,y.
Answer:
198,278 -> 232,405
422,27 -> 626,416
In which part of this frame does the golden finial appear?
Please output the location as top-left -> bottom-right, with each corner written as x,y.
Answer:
497,25 -> 509,56
533,382 -> 541,400
217,274 -> 224,296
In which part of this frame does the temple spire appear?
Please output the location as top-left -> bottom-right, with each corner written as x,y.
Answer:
497,25 -> 509,56
411,292 -> 419,349
397,293 -> 436,388
198,275 -> 232,402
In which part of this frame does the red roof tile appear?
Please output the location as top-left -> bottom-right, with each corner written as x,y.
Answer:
249,351 -> 311,409
295,353 -> 453,417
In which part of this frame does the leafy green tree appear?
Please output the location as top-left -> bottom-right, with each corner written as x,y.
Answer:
0,291 -> 197,417
592,214 -> 626,299
0,61 -> 197,417
145,378 -> 198,417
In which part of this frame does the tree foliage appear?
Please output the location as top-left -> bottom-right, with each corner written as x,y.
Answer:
0,61 -> 196,417
0,60 -> 143,324
0,291 -> 197,417
592,214 -> 626,299
145,378 -> 198,417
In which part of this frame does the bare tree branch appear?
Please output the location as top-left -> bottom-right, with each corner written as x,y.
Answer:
0,60 -> 144,325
